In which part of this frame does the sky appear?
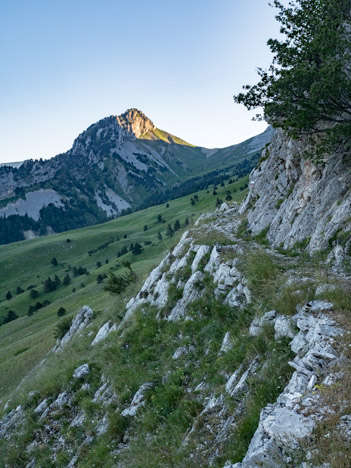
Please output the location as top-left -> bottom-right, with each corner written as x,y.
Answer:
0,0 -> 284,163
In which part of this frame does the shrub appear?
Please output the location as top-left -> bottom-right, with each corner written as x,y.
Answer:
54,317 -> 72,339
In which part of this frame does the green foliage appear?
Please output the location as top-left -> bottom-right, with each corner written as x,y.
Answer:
243,250 -> 279,296
104,270 -> 136,295
57,307 -> 66,317
29,289 -> 39,299
234,0 -> 351,148
54,317 -> 72,339
166,224 -> 174,237
2,310 -> 18,325
253,226 -> 270,246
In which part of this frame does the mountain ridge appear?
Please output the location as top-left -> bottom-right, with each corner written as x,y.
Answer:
0,109 -> 273,245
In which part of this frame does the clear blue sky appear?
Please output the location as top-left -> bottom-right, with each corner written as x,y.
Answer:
0,0 -> 283,163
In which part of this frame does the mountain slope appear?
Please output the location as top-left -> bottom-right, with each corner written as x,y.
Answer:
0,127 -> 350,467
0,109 -> 273,245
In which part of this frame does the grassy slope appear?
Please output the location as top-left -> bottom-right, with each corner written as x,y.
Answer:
0,176 -> 248,402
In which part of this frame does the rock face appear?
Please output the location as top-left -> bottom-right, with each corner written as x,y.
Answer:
229,301 -> 343,468
116,109 -> 156,138
55,305 -> 94,351
241,129 -> 351,255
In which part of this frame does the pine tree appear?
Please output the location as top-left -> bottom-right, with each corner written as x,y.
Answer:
157,231 -> 162,241
62,274 -> 71,286
166,224 -> 174,237
29,289 -> 39,299
173,219 -> 181,231
57,307 -> 66,317
6,291 -> 12,300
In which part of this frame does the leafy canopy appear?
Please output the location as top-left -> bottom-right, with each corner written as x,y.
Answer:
234,0 -> 351,144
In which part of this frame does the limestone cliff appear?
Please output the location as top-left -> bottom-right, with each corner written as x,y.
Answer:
240,130 -> 351,261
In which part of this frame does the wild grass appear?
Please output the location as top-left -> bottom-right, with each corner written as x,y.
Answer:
0,175 -> 249,403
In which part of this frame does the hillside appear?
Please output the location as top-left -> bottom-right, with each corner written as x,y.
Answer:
0,126 -> 350,467
0,176 -> 249,399
0,109 -> 273,245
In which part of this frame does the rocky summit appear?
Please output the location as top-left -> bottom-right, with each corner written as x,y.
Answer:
0,109 -> 273,245
0,125 -> 350,467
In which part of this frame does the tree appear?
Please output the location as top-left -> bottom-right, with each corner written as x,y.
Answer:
54,275 -> 61,286
144,224 -> 148,231
3,310 -> 18,324
157,231 -> 163,241
157,214 -> 163,223
173,219 -> 181,232
57,307 -> 66,317
132,242 -> 143,255
184,217 -> 189,226
216,198 -> 223,208
6,291 -> 12,300
166,224 -> 174,237
97,274 -> 104,284
234,0 -> 351,146
16,286 -> 24,295
51,257 -> 58,266
30,289 -> 39,299
96,261 -> 102,268
44,277 -> 57,293
62,274 -> 71,286
191,198 -> 195,206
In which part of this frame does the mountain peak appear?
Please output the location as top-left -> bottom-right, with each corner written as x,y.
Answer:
116,108 -> 156,138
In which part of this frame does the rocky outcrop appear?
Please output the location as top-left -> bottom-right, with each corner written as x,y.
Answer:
54,305 -> 94,351
116,108 -> 156,139
227,300 -> 343,468
241,130 -> 351,255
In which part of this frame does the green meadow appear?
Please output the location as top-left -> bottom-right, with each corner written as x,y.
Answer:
0,176 -> 248,402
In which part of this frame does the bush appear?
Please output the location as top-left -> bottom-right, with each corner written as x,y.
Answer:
57,307 -> 66,317
29,289 -> 39,299
54,317 -> 72,339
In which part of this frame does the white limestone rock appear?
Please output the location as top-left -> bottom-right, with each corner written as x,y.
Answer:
172,345 -> 195,360
73,364 -> 90,379
242,129 -> 351,255
93,377 -> 116,407
70,411 -> 86,428
121,383 -> 153,417
249,310 -> 277,336
0,405 -> 24,440
274,316 -> 295,340
191,245 -> 210,273
55,305 -> 94,351
92,321 -> 116,345
226,301 -> 343,468
34,399 -> 49,415
219,332 -> 232,354
168,271 -> 205,321
96,413 -> 109,436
